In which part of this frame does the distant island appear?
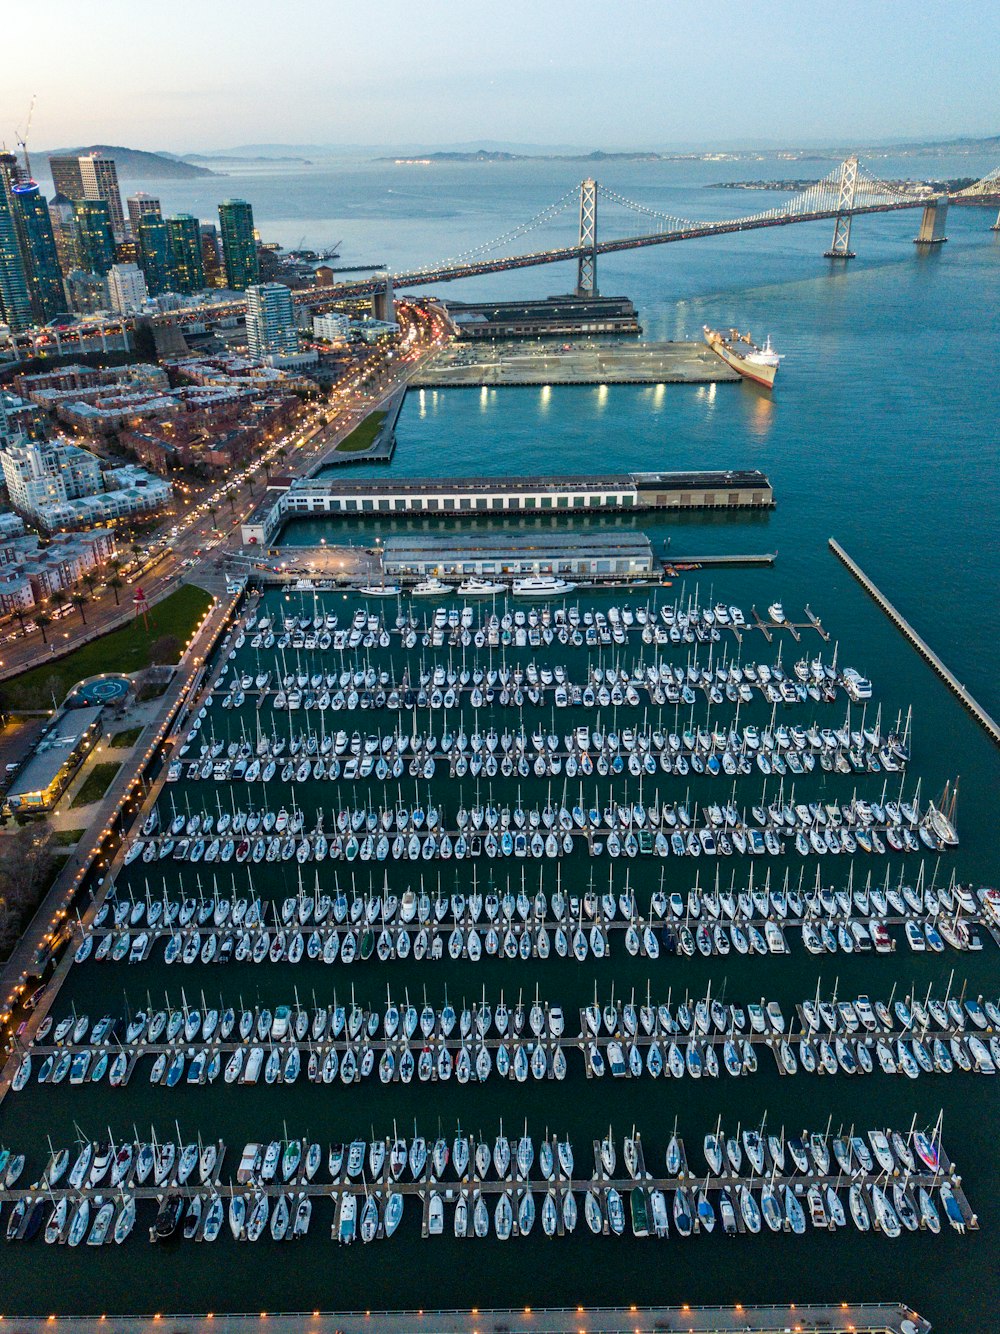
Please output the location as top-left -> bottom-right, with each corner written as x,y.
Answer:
183,153 -> 313,165
380,149 -> 717,164
710,175 -> 980,192
43,145 -> 216,179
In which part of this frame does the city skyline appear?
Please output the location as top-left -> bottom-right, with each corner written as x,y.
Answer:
5,0 -> 999,152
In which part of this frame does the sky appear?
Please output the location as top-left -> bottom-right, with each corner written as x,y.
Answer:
7,0 -> 1000,153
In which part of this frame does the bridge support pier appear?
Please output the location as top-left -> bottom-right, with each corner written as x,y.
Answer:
824,155 -> 858,258
372,274 -> 395,322
576,178 -> 599,297
992,208 -> 1000,232
914,196 -> 948,245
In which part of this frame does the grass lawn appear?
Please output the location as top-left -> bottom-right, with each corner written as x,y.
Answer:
4,584 -> 212,710
53,828 -> 85,846
70,761 -> 121,808
336,410 -> 386,453
109,726 -> 143,748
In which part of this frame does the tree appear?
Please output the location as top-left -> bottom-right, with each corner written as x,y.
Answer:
208,505 -> 219,531
71,592 -> 88,625
81,571 -> 97,595
108,574 -> 124,606
49,589 -> 67,615
35,612 -> 51,645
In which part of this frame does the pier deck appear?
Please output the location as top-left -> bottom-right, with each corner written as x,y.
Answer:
412,341 -> 742,388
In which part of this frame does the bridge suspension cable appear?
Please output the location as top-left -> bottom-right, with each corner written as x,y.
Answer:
411,186 -> 579,276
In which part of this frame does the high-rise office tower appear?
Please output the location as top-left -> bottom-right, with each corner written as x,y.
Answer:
0,153 -> 33,331
245,282 -> 299,359
73,199 -> 116,274
49,155 -> 85,201
127,193 -> 162,238
218,198 -> 259,290
11,180 -> 65,322
136,216 -> 172,296
199,223 -> 226,287
48,194 -> 81,275
165,214 -> 204,294
79,154 -> 127,242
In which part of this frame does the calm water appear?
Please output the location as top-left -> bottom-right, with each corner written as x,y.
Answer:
8,157 -> 1000,1327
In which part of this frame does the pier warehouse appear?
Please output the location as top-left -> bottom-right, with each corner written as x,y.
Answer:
241,470 -> 773,546
382,530 -> 654,578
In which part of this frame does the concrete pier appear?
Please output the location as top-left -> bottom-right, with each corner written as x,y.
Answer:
829,538 -> 1000,747
412,340 -> 741,388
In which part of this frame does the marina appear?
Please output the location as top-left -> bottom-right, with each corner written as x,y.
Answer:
0,560 -> 992,1321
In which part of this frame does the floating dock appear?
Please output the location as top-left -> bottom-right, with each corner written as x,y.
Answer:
829,538 -> 1000,747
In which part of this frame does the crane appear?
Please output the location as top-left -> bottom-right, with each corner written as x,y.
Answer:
15,94 -> 36,178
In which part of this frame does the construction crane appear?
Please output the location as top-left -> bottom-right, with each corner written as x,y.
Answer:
15,94 -> 36,178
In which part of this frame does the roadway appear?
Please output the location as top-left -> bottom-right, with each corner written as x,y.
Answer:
0,303 -> 447,686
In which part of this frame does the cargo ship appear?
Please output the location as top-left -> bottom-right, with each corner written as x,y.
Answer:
703,326 -> 782,389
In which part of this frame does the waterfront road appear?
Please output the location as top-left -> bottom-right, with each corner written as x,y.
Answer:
0,1304 -> 931,1334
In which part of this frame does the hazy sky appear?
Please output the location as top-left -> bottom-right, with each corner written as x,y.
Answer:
8,0 -> 999,152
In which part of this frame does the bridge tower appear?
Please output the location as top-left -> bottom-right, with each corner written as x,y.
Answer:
914,195 -> 948,246
372,273 -> 395,322
576,178 -> 599,297
824,156 -> 859,259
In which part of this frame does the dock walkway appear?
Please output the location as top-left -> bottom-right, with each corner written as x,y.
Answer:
0,1304 -> 932,1334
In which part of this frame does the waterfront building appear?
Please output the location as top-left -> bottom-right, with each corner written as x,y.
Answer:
79,153 -> 127,242
126,192 -> 161,237
6,705 -> 104,812
48,155 -> 85,201
106,262 -> 148,314
0,157 -> 33,331
11,179 -> 66,322
73,199 -> 116,275
218,198 -> 259,290
48,193 -> 81,276
200,222 -> 226,288
0,438 -> 103,520
313,311 -> 351,341
246,282 -> 299,360
383,530 -> 654,578
166,213 -> 205,293
136,216 -> 172,296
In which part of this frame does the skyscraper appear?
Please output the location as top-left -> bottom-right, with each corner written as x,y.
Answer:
0,153 -> 33,332
127,193 -> 161,238
73,199 -> 116,274
48,194 -> 81,275
11,180 -> 65,322
165,214 -> 204,294
245,282 -> 299,359
218,198 -> 259,290
79,154 -> 127,243
199,223 -> 226,288
49,155 -> 85,201
136,216 -> 172,296
106,263 -> 148,314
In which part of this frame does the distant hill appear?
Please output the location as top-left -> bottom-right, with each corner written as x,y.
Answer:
43,145 -> 216,179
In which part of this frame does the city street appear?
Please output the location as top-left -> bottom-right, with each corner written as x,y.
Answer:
0,304 -> 445,684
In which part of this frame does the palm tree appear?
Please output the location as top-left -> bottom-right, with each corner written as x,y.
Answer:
36,612 -> 51,645
208,504 -> 219,531
49,589 -> 68,617
71,592 -> 89,625
108,574 -> 124,606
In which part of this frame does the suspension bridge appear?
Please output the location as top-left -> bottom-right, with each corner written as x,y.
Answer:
314,155 -> 1000,304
